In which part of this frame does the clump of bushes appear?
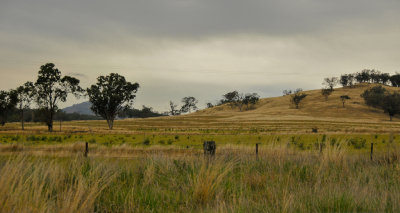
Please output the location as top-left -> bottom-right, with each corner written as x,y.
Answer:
143,138 -> 150,145
347,138 -> 366,149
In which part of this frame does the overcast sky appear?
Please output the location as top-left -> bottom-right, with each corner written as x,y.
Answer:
1,0 -> 400,112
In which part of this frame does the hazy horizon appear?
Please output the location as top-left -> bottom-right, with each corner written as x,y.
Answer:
1,0 -> 400,111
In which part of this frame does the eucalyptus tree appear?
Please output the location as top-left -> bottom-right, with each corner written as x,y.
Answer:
322,77 -> 338,90
339,74 -> 354,87
382,92 -> 400,121
321,88 -> 332,100
180,96 -> 198,113
169,101 -> 180,115
340,95 -> 350,108
291,89 -> 307,109
34,63 -> 83,132
206,102 -> 214,108
360,85 -> 386,108
361,86 -> 400,121
0,90 -> 18,126
243,93 -> 260,110
390,74 -> 400,87
15,81 -> 34,130
87,73 -> 139,130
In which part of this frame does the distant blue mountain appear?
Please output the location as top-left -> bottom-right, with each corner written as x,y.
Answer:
62,101 -> 94,115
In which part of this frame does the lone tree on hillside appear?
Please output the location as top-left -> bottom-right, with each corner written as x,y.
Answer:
206,102 -> 214,108
283,89 -> 292,96
34,63 -> 82,132
321,88 -> 332,100
223,91 -> 239,103
221,91 -> 241,108
243,93 -> 260,110
390,74 -> 400,87
15,81 -> 34,130
382,92 -> 400,121
323,77 -> 338,90
361,85 -> 400,121
291,90 -> 307,109
340,74 -> 355,87
339,75 -> 349,87
180,96 -> 198,113
220,90 -> 246,110
169,101 -> 180,115
340,95 -> 350,108
0,90 -> 18,126
87,73 -> 139,130
360,85 -> 386,108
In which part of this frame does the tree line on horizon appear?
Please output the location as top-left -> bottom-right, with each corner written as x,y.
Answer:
279,69 -> 400,121
321,69 -> 400,121
0,63 -> 261,131
3,64 -> 399,131
330,69 -> 400,88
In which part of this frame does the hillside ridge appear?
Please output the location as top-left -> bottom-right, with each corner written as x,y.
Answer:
191,83 -> 400,122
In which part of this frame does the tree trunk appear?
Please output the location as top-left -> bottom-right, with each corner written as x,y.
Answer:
21,109 -> 24,130
48,111 -> 53,132
107,119 -> 114,130
342,102 -> 345,108
238,102 -> 243,112
390,115 -> 393,121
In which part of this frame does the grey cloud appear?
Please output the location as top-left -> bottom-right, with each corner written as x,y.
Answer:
1,0 -> 400,110
1,0 -> 399,41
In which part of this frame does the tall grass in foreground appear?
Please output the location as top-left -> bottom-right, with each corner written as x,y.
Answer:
1,144 -> 400,212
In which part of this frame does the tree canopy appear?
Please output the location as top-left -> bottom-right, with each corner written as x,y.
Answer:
291,90 -> 307,109
118,105 -> 165,118
243,93 -> 260,110
15,81 -> 34,130
34,63 -> 82,131
321,88 -> 332,100
0,90 -> 18,126
361,86 -> 400,121
87,73 -> 139,130
180,96 -> 198,113
340,95 -> 350,108
169,101 -> 180,116
322,77 -> 338,90
360,85 -> 386,108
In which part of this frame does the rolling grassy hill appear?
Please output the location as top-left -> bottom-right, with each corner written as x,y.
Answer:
194,83 -> 400,122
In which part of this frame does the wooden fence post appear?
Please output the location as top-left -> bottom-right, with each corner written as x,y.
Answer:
84,142 -> 88,157
370,143 -> 373,161
256,143 -> 260,160
203,141 -> 216,156
256,143 -> 259,155
320,142 -> 323,153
